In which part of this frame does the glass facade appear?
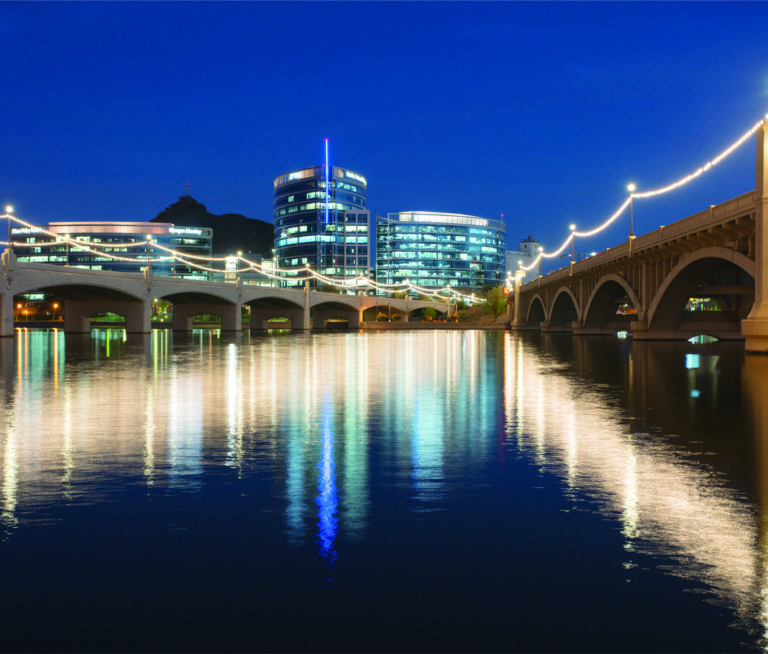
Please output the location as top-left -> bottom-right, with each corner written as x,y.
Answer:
12,222 -> 212,279
376,211 -> 506,291
273,166 -> 370,287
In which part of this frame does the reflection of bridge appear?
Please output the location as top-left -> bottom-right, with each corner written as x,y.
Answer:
510,122 -> 768,353
0,262 -> 450,336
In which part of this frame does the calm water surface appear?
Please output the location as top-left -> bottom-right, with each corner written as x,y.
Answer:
1,328 -> 767,652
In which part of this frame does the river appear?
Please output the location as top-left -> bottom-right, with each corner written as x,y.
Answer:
0,328 -> 766,652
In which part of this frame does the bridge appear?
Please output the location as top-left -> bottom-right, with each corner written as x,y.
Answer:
0,260 -> 451,336
509,122 -> 768,354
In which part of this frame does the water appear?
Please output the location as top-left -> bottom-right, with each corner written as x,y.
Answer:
0,328 -> 766,652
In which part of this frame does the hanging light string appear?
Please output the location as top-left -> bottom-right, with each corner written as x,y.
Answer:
519,112 -> 768,273
1,212 -> 478,304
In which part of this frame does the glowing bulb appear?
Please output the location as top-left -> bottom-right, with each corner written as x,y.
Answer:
5,205 -> 13,214
569,224 -> 576,231
627,183 -> 637,193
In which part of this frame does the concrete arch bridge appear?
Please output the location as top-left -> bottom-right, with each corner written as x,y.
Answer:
0,262 -> 451,336
509,122 -> 768,354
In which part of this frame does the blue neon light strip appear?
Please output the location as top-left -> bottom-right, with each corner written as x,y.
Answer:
324,138 -> 329,225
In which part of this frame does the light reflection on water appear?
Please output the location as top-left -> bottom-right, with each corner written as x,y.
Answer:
505,335 -> 762,641
0,328 -> 766,650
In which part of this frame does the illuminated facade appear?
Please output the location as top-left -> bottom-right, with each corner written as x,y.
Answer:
273,165 -> 370,287
376,211 -> 506,291
12,221 -> 212,279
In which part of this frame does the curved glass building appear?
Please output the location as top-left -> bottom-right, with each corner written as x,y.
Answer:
273,165 -> 370,287
376,211 -> 506,291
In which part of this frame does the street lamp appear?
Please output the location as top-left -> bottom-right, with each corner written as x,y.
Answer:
272,248 -> 278,288
5,205 -> 13,251
64,234 -> 70,266
145,234 -> 152,268
538,245 -> 544,279
569,224 -> 576,273
52,302 -> 59,321
627,183 -> 636,239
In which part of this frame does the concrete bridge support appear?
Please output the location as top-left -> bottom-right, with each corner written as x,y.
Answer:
0,293 -> 13,337
510,273 -> 522,327
64,299 -> 152,333
743,122 -> 768,353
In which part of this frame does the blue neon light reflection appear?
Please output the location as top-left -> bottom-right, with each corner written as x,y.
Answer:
316,402 -> 338,566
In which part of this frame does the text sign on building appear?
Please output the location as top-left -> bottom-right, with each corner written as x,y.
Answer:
170,227 -> 204,236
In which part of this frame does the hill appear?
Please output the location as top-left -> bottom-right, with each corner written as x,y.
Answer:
151,195 -> 274,257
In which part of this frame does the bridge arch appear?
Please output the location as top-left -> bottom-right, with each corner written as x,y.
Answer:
547,287 -> 580,331
311,299 -> 364,329
13,280 -> 146,303
582,274 -> 641,334
525,294 -> 547,328
646,247 -> 755,338
158,290 -> 242,332
245,296 -> 305,331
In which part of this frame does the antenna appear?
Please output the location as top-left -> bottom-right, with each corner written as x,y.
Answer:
185,183 -> 190,197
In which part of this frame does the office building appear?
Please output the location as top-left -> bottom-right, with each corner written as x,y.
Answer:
12,221 -> 212,279
376,211 -> 506,291
273,164 -> 370,287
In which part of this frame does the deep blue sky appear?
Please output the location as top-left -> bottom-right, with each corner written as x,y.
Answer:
3,1 -> 768,265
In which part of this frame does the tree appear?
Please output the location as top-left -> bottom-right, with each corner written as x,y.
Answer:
484,286 -> 507,319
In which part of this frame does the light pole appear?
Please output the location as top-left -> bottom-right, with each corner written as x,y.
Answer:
627,184 -> 637,251
538,245 -> 544,279
5,205 -> 13,252
272,248 -> 276,288
145,234 -> 152,269
52,302 -> 58,321
569,224 -> 576,274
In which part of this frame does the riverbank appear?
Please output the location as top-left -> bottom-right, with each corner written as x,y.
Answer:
360,321 -> 509,330
13,320 -> 512,331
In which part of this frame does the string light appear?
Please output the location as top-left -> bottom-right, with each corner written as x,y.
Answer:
632,114 -> 768,199
3,212 -> 479,304
519,112 -> 768,273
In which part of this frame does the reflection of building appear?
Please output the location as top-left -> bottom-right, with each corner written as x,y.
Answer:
506,235 -> 540,284
12,222 -> 212,279
273,165 -> 370,287
376,211 -> 506,291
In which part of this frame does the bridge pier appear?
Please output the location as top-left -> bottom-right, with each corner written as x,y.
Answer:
509,271 -> 524,329
0,293 -> 13,337
743,122 -> 768,353
221,303 -> 242,332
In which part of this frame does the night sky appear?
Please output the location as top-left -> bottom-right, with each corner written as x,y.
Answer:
3,1 -> 768,266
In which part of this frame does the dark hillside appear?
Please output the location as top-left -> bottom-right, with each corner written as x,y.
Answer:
151,196 -> 274,256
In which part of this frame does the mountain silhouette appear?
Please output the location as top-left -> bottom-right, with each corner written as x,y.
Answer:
151,195 -> 274,257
